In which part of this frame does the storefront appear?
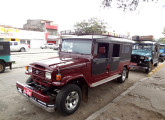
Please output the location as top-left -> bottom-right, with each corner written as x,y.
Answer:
0,27 -> 46,48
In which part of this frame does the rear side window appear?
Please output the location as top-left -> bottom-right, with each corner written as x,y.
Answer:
122,45 -> 130,53
14,42 -> 18,45
112,44 -> 120,57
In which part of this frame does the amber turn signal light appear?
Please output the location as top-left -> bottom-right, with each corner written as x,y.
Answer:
56,74 -> 61,81
25,66 -> 28,71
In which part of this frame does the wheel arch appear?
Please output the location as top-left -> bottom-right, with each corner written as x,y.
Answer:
63,75 -> 89,103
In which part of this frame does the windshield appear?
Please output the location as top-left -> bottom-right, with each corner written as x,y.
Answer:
61,39 -> 92,54
132,43 -> 153,50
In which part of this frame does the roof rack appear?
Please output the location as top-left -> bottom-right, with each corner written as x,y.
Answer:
60,30 -> 131,39
132,35 -> 154,41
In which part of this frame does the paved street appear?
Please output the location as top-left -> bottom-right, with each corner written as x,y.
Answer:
0,49 -> 157,120
87,63 -> 165,120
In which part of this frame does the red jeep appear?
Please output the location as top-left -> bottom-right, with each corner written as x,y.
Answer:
16,31 -> 133,115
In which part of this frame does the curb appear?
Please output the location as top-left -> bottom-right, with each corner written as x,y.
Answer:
85,77 -> 147,120
147,63 -> 164,77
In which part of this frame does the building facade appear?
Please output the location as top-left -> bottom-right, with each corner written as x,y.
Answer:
23,19 -> 60,45
0,26 -> 46,48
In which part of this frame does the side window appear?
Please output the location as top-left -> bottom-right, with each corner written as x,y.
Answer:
0,45 -> 4,50
14,42 -> 18,46
122,45 -> 130,53
97,43 -> 109,58
112,44 -> 120,57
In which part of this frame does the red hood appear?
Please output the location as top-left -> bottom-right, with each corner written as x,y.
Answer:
31,56 -> 89,70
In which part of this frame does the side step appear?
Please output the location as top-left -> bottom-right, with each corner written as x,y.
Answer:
90,74 -> 121,87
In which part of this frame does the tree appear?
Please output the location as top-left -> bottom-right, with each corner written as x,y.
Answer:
74,17 -> 107,33
102,0 -> 158,11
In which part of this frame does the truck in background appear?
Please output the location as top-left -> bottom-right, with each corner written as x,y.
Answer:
0,41 -> 14,73
130,35 -> 159,73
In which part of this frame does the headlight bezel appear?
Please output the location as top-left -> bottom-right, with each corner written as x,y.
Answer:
45,72 -> 51,80
28,66 -> 32,73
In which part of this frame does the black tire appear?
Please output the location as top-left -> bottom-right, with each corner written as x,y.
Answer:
145,62 -> 152,73
0,62 -> 5,73
154,61 -> 159,67
118,67 -> 127,83
26,76 -> 33,84
20,48 -> 25,52
56,84 -> 82,115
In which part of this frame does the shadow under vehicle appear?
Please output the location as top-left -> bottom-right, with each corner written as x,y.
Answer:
16,31 -> 133,115
0,41 -> 14,73
130,36 -> 159,73
159,44 -> 165,62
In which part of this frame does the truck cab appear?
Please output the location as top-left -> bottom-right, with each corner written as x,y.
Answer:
130,36 -> 159,73
0,41 -> 14,73
16,31 -> 133,115
159,44 -> 165,62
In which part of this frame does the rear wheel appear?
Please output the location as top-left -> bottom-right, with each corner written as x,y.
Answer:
118,67 -> 127,83
56,84 -> 82,115
0,62 -> 5,73
20,48 -> 25,52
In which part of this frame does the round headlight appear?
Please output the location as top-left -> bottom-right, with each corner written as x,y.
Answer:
140,56 -> 145,59
28,66 -> 32,73
45,72 -> 51,79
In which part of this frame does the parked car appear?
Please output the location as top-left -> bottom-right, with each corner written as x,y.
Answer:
130,36 -> 159,73
40,43 -> 57,49
10,41 -> 29,52
159,44 -> 165,62
16,31 -> 133,115
0,41 -> 14,73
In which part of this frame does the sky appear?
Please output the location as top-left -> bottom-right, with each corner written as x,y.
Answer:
0,0 -> 165,39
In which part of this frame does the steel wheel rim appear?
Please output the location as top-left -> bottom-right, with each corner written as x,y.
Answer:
122,69 -> 127,81
65,91 -> 79,111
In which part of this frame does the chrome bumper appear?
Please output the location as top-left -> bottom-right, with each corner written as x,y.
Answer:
16,82 -> 55,112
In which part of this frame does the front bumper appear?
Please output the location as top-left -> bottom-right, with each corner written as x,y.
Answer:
16,81 -> 55,112
130,62 -> 148,69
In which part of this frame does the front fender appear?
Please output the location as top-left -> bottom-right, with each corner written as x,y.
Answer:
52,73 -> 89,87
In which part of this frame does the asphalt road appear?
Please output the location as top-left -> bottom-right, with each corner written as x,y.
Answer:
0,50 -> 147,120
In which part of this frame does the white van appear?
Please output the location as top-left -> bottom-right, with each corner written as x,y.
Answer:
10,41 -> 29,52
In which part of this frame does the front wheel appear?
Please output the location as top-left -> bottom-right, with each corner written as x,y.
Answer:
145,61 -> 152,73
118,67 -> 127,83
0,62 -> 5,73
56,84 -> 82,115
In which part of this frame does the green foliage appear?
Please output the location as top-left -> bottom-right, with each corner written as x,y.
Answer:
74,17 -> 107,33
158,38 -> 165,43
102,0 -> 159,11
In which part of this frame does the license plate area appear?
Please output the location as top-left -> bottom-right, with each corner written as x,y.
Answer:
23,87 -> 32,97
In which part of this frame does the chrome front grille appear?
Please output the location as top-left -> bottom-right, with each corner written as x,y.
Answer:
32,68 -> 45,78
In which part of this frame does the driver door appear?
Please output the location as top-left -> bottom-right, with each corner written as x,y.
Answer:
92,43 -> 110,80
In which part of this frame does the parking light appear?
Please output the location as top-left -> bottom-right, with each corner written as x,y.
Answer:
56,74 -> 61,81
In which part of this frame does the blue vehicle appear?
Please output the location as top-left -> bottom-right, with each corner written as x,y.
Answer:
131,40 -> 159,73
0,41 -> 14,73
159,44 -> 165,62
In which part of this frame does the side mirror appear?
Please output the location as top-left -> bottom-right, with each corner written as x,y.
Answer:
99,47 -> 105,54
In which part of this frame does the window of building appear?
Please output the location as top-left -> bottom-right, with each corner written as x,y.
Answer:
112,44 -> 120,57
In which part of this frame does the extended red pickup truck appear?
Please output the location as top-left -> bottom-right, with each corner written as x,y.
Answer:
16,31 -> 133,115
